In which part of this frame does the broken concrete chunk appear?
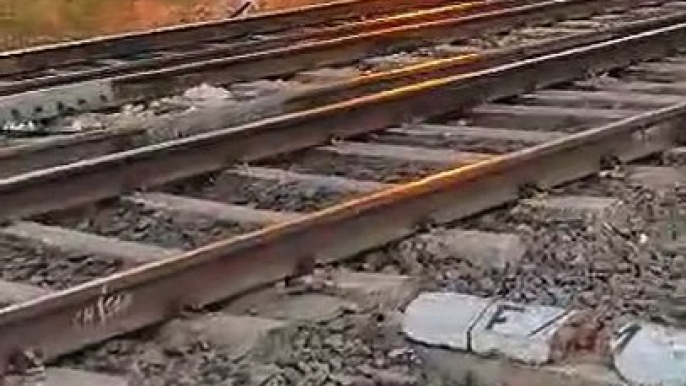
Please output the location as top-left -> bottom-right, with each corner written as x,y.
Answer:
182,83 -> 232,104
613,322 -> 686,386
403,292 -> 575,365
402,292 -> 491,351
471,300 -> 574,365
403,293 -> 686,385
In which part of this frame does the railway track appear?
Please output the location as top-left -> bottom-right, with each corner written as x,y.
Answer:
1,0 -> 685,180
0,4 -> 685,384
0,0 -> 456,78
0,0 -> 680,130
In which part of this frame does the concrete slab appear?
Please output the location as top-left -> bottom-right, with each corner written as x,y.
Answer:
227,270 -> 417,324
0,279 -> 51,305
234,293 -> 358,323
432,44 -> 482,58
573,78 -> 686,95
516,195 -> 628,227
627,166 -> 686,191
361,54 -> 426,71
331,270 -> 420,310
6,367 -> 129,386
157,314 -> 289,361
519,90 -> 682,110
398,124 -> 565,143
224,166 -> 391,193
466,104 -> 636,131
317,141 -> 491,165
293,67 -> 362,83
404,292 -> 573,366
413,228 -> 527,269
122,192 -> 301,225
0,221 -> 179,266
613,322 -> 686,386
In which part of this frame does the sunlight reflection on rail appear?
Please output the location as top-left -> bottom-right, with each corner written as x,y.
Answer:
0,0 -> 327,50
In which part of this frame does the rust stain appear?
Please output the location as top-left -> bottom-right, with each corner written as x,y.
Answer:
549,309 -> 613,365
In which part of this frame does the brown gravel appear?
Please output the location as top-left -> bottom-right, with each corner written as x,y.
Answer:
60,329 -> 242,386
259,312 -> 422,386
58,309 -> 422,386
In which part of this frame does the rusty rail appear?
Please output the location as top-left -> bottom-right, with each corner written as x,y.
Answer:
0,20 -> 684,371
0,0 -> 458,77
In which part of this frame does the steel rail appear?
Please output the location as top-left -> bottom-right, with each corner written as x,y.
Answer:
0,0 -> 645,124
0,0 -> 524,85
0,20 -> 684,219
0,0 -> 458,77
282,11 -> 686,111
4,9 -> 682,180
0,129 -> 144,179
0,21 -> 684,370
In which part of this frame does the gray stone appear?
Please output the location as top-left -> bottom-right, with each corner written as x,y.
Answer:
471,300 -> 575,365
242,293 -> 358,323
613,322 -> 686,386
663,147 -> 686,166
627,166 -> 686,191
123,192 -> 301,225
402,292 -> 491,351
415,229 -> 527,269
